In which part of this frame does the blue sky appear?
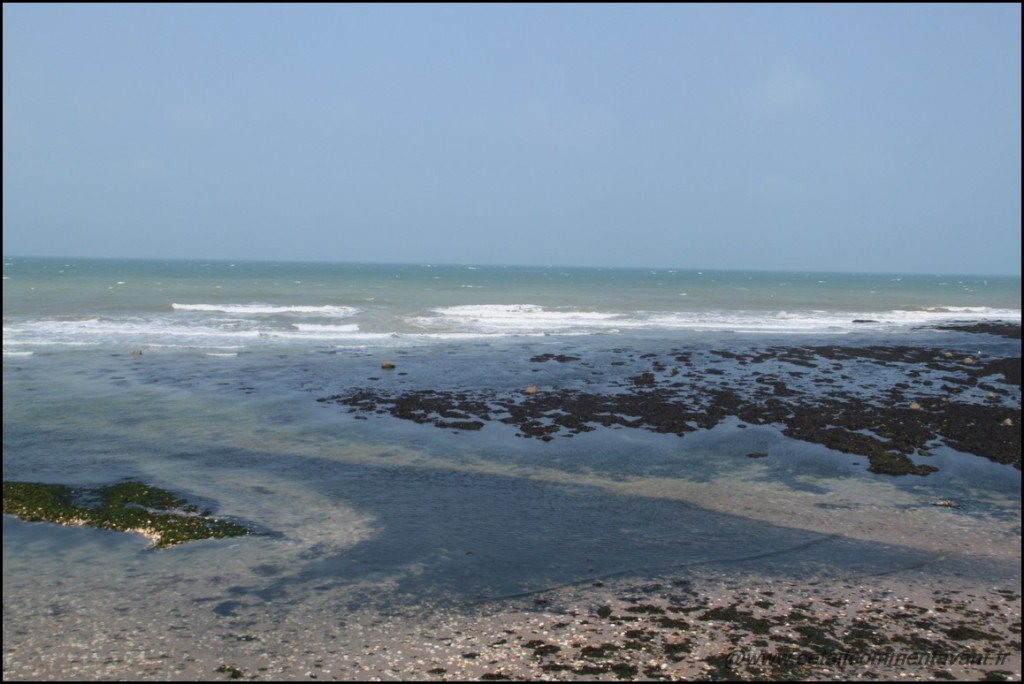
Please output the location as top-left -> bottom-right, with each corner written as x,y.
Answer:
3,4 -> 1021,274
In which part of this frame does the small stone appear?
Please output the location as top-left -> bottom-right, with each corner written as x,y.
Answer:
1002,418 -> 1014,427
908,401 -> 921,410
962,356 -> 974,365
381,361 -> 396,370
524,386 -> 538,395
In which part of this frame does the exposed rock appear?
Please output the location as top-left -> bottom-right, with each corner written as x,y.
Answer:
934,322 -> 1022,339
318,343 -> 1022,473
2,480 -> 258,548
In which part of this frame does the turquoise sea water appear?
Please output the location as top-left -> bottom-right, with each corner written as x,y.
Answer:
3,256 -> 1021,677
3,257 -> 1020,353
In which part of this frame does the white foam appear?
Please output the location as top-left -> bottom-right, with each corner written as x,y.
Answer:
4,301 -> 1019,353
922,306 -> 1017,314
409,304 -> 1021,337
269,330 -> 392,342
410,304 -> 623,334
172,303 -> 359,316
620,307 -> 1021,334
291,323 -> 361,333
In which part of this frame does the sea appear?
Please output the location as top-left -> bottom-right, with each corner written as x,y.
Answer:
3,256 -> 1022,677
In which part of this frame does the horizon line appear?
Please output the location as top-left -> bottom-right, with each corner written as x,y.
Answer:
3,253 -> 1021,280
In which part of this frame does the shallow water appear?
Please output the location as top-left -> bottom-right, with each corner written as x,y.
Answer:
5,334 -> 1020,588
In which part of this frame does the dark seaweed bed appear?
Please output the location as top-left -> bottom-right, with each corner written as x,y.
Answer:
319,322 -> 1022,475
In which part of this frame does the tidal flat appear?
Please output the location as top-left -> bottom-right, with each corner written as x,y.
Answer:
3,324 -> 1020,680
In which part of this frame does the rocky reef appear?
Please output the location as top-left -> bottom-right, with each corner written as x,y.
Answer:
2,480 -> 257,548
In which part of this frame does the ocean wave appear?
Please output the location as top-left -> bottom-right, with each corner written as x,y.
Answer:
291,323 -> 361,333
3,303 -> 1018,353
409,304 -> 622,334
406,304 -> 1021,336
172,303 -> 359,316
620,307 -> 1020,333
921,306 -> 1020,314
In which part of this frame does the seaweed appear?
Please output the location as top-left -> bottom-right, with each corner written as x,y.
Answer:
3,480 -> 257,549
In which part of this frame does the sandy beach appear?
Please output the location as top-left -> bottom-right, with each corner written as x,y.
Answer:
4,559 -> 1019,681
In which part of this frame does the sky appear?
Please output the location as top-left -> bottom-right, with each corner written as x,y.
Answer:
3,4 -> 1021,275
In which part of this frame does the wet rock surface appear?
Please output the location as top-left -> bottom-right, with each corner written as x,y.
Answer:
1,480 -> 258,548
319,324 -> 1021,475
934,322 -> 1022,340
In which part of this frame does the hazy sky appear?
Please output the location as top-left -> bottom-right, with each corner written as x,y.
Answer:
3,4 -> 1021,274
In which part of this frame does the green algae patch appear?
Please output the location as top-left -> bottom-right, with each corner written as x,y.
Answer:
3,480 -> 256,549
215,664 -> 245,679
